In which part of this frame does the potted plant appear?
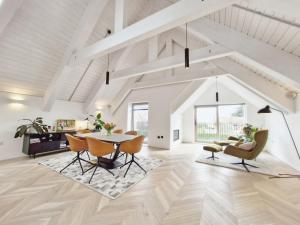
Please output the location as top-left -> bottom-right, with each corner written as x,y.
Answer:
14,117 -> 48,138
93,113 -> 105,131
104,122 -> 116,136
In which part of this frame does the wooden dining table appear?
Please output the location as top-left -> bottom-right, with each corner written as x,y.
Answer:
76,132 -> 137,169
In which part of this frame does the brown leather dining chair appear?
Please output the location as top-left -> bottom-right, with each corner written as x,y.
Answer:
118,130 -> 138,162
113,129 -> 123,134
76,130 -> 92,160
85,137 -> 115,183
119,136 -> 146,177
124,130 -> 137,135
60,134 -> 90,175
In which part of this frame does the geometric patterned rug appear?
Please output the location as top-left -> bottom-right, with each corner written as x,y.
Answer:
39,153 -> 163,199
196,152 -> 277,176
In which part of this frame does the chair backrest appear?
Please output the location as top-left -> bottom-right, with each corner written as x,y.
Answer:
85,137 -> 115,157
120,136 -> 144,154
77,129 -> 92,134
65,134 -> 88,152
113,129 -> 123,134
124,130 -> 137,135
250,130 -> 268,158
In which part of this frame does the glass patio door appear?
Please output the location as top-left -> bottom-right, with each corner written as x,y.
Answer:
195,104 -> 245,142
131,103 -> 149,142
195,106 -> 218,142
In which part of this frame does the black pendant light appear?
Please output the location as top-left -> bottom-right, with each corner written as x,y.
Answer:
105,29 -> 111,85
215,76 -> 219,102
106,53 -> 110,85
185,23 -> 189,69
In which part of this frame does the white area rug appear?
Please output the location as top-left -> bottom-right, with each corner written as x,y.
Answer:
40,153 -> 163,199
196,152 -> 276,176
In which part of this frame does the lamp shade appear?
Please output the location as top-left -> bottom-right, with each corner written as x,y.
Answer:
257,105 -> 271,114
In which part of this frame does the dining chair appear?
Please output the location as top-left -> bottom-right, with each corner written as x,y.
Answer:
124,130 -> 137,135
85,137 -> 115,183
118,130 -> 138,162
113,129 -> 123,134
60,134 -> 90,175
75,130 -> 92,160
119,136 -> 146,177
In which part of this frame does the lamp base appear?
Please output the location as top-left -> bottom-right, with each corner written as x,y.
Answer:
269,173 -> 300,179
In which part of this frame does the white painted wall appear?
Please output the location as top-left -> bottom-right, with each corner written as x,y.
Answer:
182,82 -> 264,143
113,83 -> 187,149
264,98 -> 300,171
0,92 -> 111,161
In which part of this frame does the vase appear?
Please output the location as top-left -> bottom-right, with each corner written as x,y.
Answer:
106,129 -> 112,136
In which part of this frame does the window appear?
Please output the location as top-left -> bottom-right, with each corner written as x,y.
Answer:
195,104 -> 246,142
131,103 -> 149,141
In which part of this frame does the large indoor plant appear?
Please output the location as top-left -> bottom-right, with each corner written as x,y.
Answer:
93,113 -> 105,131
14,117 -> 48,138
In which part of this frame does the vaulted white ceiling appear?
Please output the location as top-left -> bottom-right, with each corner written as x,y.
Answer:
0,0 -> 299,113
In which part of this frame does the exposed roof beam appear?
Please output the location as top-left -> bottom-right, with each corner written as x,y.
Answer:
213,58 -> 295,113
111,44 -> 233,80
42,0 -> 109,111
189,18 -> 300,89
73,0 -> 241,61
111,67 -> 227,114
0,0 -> 24,36
114,0 -> 124,32
220,76 -> 271,109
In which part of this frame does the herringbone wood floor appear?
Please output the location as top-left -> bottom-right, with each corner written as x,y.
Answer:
1,144 -> 300,225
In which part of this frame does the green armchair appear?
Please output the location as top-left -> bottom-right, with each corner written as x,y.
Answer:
224,130 -> 268,172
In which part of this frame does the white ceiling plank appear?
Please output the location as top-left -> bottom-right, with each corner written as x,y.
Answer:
42,0 -> 109,111
0,0 -> 24,36
171,78 -> 215,114
73,0 -> 242,61
213,58 -> 295,113
111,44 -> 233,80
83,45 -> 136,113
114,0 -> 124,32
189,18 -> 300,90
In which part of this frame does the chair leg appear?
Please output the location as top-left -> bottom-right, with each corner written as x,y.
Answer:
124,161 -> 133,178
89,166 -> 98,184
206,152 -> 219,160
120,160 -> 131,169
125,153 -> 128,164
60,157 -> 77,173
78,157 -> 84,175
123,154 -> 146,177
231,159 -> 258,172
86,151 -> 90,160
133,161 -> 147,174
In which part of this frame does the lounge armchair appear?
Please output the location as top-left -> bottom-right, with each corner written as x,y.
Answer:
224,130 -> 268,172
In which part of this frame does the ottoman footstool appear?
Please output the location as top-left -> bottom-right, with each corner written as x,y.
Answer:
203,144 -> 222,160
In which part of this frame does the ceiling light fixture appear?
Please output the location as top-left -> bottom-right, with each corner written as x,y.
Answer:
215,76 -> 219,102
105,29 -> 112,85
185,23 -> 189,69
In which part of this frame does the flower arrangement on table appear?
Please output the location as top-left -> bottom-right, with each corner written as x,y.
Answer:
104,122 -> 116,135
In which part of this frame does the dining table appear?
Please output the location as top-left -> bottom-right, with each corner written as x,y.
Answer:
76,132 -> 137,169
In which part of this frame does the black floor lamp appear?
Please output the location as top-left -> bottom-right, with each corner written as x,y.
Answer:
258,105 -> 300,178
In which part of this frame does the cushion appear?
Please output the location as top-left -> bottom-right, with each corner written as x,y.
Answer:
203,144 -> 222,152
239,141 -> 256,151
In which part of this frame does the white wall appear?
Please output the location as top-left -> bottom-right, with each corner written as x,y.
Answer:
182,82 -> 264,143
113,83 -> 187,149
264,98 -> 300,171
0,92 -> 111,161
